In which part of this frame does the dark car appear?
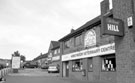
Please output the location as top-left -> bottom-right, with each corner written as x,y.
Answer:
41,64 -> 48,69
23,62 -> 38,68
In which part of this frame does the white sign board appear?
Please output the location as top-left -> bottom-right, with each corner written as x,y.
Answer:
62,43 -> 115,61
12,56 -> 21,69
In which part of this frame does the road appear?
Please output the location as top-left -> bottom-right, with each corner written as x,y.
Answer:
3,68 -> 90,83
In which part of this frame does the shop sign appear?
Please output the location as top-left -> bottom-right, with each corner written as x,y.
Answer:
52,56 -> 60,61
102,16 -> 124,36
84,29 -> 96,47
62,43 -> 115,61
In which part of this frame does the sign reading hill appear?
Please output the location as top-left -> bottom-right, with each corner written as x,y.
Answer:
102,16 -> 124,36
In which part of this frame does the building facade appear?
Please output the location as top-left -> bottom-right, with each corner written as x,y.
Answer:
48,41 -> 61,69
59,0 -> 135,83
33,53 -> 48,68
59,12 -> 116,82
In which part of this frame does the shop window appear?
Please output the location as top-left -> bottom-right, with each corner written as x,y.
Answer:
101,54 -> 116,72
72,60 -> 82,72
75,35 -> 82,46
88,58 -> 93,72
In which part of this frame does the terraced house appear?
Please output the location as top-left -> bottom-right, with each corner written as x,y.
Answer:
59,0 -> 135,83
48,41 -> 61,69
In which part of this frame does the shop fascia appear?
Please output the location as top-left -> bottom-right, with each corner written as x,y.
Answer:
62,43 -> 115,61
52,55 -> 60,61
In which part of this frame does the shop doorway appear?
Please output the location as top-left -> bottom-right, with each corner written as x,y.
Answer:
63,61 -> 69,77
65,61 -> 69,77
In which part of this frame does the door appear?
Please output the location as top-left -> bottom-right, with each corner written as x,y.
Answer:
65,61 -> 69,77
62,61 -> 69,77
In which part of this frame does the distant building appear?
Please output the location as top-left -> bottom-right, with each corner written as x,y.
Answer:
47,41 -> 60,67
0,59 -> 11,67
33,53 -> 48,67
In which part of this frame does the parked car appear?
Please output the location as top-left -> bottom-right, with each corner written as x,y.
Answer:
41,64 -> 48,69
47,65 -> 59,73
23,61 -> 38,68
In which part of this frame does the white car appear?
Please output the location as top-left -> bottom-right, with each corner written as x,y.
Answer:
47,65 -> 59,73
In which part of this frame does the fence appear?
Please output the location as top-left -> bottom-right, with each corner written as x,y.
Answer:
0,68 -> 12,79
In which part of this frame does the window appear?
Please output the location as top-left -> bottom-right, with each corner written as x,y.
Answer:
64,39 -> 72,49
57,48 -> 60,53
101,54 -> 116,72
84,29 -> 96,47
54,50 -> 57,54
48,53 -> 52,57
72,60 -> 82,72
75,35 -> 82,46
109,0 -> 113,9
88,58 -> 93,72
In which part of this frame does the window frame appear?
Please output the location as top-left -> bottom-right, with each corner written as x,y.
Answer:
64,39 -> 72,49
72,59 -> 82,72
101,54 -> 116,72
74,34 -> 82,47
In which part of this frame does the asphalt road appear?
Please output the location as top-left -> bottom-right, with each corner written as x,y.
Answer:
3,68 -> 91,83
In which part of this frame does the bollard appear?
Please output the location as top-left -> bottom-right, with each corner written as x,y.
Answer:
1,70 -> 4,78
3,69 -> 5,76
6,68 -> 8,75
7,68 -> 9,73
5,69 -> 7,75
0,70 -> 1,79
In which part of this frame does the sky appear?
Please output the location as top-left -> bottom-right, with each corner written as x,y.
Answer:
0,0 -> 103,60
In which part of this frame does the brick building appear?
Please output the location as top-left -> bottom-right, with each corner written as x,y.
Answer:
58,0 -> 135,83
48,41 -> 61,68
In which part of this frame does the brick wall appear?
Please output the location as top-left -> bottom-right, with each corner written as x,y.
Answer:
113,0 -> 135,83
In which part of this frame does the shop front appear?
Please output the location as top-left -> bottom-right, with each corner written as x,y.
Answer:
62,43 -> 116,82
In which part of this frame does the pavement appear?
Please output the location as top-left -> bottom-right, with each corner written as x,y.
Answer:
0,68 -> 109,83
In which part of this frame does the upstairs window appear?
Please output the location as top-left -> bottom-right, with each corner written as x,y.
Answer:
54,50 -> 57,54
75,35 -> 82,46
57,48 -> 60,53
64,39 -> 72,49
84,29 -> 96,48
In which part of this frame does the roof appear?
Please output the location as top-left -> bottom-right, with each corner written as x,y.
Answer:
51,41 -> 60,49
33,53 -> 48,61
59,10 -> 113,41
58,16 -> 100,41
49,41 -> 60,51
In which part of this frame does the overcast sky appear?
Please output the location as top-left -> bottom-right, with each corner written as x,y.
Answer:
0,0 -> 103,60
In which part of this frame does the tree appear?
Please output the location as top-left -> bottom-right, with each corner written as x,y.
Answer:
12,51 -> 20,56
20,55 -> 26,62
